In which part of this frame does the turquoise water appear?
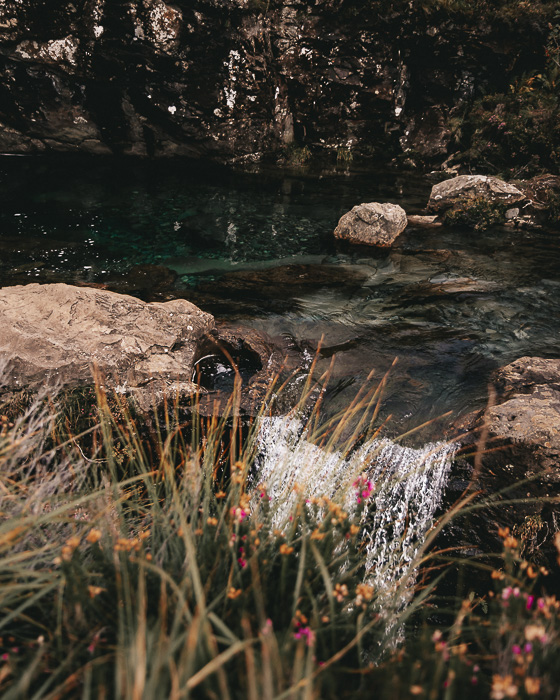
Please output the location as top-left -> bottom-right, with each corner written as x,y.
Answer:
1,155 -> 559,438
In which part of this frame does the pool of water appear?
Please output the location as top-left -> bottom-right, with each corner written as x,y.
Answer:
1,155 -> 559,439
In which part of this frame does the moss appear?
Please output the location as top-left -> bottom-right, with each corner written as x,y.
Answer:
442,196 -> 509,230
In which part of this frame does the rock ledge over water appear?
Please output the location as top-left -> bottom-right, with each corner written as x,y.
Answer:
0,283 -> 214,408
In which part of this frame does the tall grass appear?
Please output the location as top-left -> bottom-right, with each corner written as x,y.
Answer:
0,368 -> 559,699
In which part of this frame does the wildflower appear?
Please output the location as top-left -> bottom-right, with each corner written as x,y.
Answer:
293,625 -> 315,646
355,583 -> 374,606
207,517 -> 218,526
349,524 -> 360,536
231,506 -> 248,523
334,583 -> 348,602
88,585 -> 105,599
524,678 -> 540,695
310,528 -> 325,541
215,490 -> 226,499
432,630 -> 443,642
86,528 -> 102,544
502,586 -> 513,601
410,686 -> 423,696
524,624 -> 546,642
353,475 -> 373,504
490,674 -> 518,699
227,587 -> 242,600
504,535 -> 518,549
194,528 -> 203,536
526,595 -> 535,610
512,644 -> 521,655
492,570 -> 505,580
526,565 -> 538,579
237,546 -> 247,568
279,543 -> 294,555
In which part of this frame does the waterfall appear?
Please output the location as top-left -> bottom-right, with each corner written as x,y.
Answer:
253,415 -> 456,595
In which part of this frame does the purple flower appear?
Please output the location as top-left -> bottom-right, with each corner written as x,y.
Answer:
512,645 -> 521,655
526,595 -> 535,610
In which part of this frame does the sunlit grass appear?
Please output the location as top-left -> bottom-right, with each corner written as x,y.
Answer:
0,368 -> 558,699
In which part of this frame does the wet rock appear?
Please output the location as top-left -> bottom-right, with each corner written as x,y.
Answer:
0,1 -> 549,163
463,357 -> 560,479
427,175 -> 526,213
0,282 -> 214,409
406,214 -> 443,228
400,106 -> 452,162
334,202 -> 408,247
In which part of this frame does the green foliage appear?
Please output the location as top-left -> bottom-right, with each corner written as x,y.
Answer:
442,197 -> 509,230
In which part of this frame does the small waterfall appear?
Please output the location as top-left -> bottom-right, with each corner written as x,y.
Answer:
253,416 -> 456,595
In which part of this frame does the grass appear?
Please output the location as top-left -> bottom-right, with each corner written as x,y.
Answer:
0,366 -> 559,699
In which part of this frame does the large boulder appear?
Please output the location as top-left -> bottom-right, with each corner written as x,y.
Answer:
0,283 -> 214,408
463,357 -> 560,479
427,175 -> 526,213
334,202 -> 408,247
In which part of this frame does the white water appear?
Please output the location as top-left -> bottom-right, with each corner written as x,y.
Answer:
254,415 -> 456,594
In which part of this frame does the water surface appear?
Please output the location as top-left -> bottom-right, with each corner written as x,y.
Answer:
1,155 -> 558,439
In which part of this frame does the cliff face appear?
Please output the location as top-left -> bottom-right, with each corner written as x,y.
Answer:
0,0 -> 549,163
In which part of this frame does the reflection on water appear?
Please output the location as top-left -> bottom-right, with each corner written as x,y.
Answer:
1,155 -> 559,437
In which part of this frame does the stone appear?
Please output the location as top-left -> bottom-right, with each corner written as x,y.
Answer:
427,175 -> 526,213
334,202 -> 408,247
481,357 -> 560,478
406,214 -> 443,228
0,283 -> 214,409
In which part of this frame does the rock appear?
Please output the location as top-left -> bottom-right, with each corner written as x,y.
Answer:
0,283 -> 214,409
406,214 -> 443,228
493,356 -> 560,397
334,203 -> 408,247
470,357 -> 560,479
400,106 -> 452,161
0,2 -> 548,163
427,175 -> 526,213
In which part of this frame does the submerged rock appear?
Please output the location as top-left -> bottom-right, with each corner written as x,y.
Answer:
0,283 -> 213,409
427,175 -> 526,213
334,202 -> 408,247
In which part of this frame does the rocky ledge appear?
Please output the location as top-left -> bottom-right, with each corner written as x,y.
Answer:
0,283 -> 282,411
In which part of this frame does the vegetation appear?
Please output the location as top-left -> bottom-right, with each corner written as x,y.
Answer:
0,369 -> 559,699
442,197 -> 509,230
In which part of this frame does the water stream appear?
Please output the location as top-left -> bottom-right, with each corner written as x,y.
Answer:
254,414 -> 456,594
2,156 -> 558,441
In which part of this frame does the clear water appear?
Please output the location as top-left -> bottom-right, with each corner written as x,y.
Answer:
1,155 -> 559,438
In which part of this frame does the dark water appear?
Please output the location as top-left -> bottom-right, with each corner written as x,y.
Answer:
1,155 -> 559,439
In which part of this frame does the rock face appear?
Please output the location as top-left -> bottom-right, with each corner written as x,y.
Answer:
0,1 -> 550,162
334,202 -> 408,247
484,357 -> 560,477
427,175 -> 526,213
0,283 -> 214,407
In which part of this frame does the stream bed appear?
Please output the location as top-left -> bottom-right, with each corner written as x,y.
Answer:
1,155 -> 559,441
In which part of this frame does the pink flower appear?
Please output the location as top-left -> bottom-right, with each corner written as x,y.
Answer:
502,587 -> 513,601
524,643 -> 532,653
526,595 -> 535,610
353,475 -> 373,504
538,598 -> 545,610
294,625 -> 315,647
512,645 -> 521,655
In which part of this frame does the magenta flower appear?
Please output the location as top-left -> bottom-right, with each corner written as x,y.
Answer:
512,644 -> 521,655
526,595 -> 535,610
353,475 -> 373,504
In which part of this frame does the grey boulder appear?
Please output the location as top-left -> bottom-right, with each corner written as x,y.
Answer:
427,174 -> 526,213
334,202 -> 408,247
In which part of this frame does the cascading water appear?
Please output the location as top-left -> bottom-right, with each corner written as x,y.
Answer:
253,415 -> 456,596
